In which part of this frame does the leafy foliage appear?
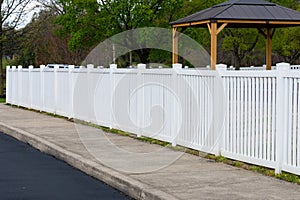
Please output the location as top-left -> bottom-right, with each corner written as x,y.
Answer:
5,0 -> 300,69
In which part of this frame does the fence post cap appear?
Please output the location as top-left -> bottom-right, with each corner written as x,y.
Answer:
40,65 -> 46,71
216,64 -> 227,71
276,62 -> 290,70
17,65 -> 22,70
6,66 -> 10,69
68,65 -> 75,69
110,64 -> 117,69
137,63 -> 146,70
29,65 -> 34,70
12,66 -> 16,70
87,64 -> 94,69
172,63 -> 182,70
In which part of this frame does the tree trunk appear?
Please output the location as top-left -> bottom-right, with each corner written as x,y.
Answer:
136,49 -> 150,64
235,56 -> 241,70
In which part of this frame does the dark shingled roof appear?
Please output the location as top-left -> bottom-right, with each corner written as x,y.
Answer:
171,0 -> 300,28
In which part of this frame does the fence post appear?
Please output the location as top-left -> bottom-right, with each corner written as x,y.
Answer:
11,66 -> 16,105
275,62 -> 290,174
171,63 -> 182,146
53,65 -> 60,114
214,64 -> 227,155
110,64 -> 117,129
68,65 -> 75,119
136,64 -> 146,137
6,66 -> 10,104
17,65 -> 22,107
87,64 -> 94,122
40,65 -> 46,112
28,65 -> 34,109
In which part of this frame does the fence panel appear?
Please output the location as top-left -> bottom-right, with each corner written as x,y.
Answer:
220,71 -> 277,169
92,70 -> 111,127
176,71 -> 215,153
282,72 -> 300,175
56,69 -> 71,117
111,70 -> 138,134
43,69 -> 56,113
11,67 -> 19,105
73,69 -> 90,121
30,69 -> 42,110
140,69 -> 174,142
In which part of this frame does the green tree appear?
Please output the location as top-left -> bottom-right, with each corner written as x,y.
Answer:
268,0 -> 300,64
55,0 -> 183,66
273,27 -> 300,64
221,28 -> 264,69
16,8 -> 88,66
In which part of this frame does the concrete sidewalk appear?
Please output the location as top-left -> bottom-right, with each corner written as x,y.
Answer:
0,104 -> 299,200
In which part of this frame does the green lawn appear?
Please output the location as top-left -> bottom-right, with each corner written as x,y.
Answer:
0,98 -> 6,103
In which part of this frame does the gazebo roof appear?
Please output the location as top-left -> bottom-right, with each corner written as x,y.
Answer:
170,0 -> 300,28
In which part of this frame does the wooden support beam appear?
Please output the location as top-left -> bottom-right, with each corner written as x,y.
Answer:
217,23 -> 228,35
269,21 -> 300,25
266,28 -> 272,70
172,27 -> 179,64
207,23 -> 211,34
190,20 -> 210,26
172,23 -> 191,28
218,20 -> 266,24
210,23 -> 217,70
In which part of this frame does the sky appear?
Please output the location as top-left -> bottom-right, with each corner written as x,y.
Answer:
4,1 -> 42,29
18,1 -> 42,28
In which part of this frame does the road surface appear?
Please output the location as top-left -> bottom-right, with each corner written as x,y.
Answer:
0,131 -> 130,200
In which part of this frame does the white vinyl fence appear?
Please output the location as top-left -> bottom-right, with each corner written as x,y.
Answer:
6,63 -> 300,176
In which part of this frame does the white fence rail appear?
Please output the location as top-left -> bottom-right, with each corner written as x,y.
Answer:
227,64 -> 300,71
6,63 -> 300,175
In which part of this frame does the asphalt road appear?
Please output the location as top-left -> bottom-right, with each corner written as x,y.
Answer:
0,131 -> 130,200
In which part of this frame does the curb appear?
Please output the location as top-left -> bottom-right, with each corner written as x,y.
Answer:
0,122 -> 179,200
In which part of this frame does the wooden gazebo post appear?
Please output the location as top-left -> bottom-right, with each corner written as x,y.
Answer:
210,22 -> 217,70
172,27 -> 178,64
207,22 -> 227,70
266,28 -> 272,70
259,28 -> 275,70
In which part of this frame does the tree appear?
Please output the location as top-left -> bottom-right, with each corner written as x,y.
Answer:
15,8 -> 88,66
221,28 -> 264,69
0,0 -> 31,96
273,27 -> 300,64
55,0 -> 183,66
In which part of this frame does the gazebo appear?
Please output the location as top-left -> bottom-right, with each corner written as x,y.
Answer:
170,0 -> 300,70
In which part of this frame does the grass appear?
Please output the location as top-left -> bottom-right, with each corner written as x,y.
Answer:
5,103 -> 300,185
205,154 -> 300,184
0,97 -> 6,103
